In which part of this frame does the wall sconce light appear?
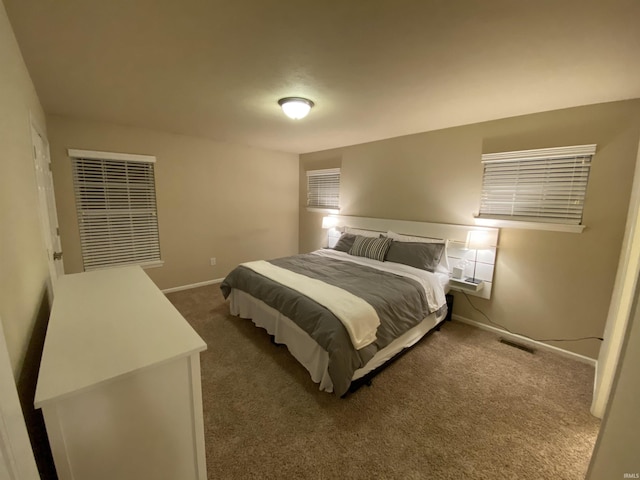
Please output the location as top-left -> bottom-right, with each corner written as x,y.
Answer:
321,216 -> 338,229
278,97 -> 314,120
465,230 -> 490,284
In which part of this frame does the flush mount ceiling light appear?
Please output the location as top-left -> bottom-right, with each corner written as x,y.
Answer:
278,97 -> 314,120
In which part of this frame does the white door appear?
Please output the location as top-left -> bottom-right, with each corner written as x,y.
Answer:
30,122 -> 64,300
0,316 -> 41,479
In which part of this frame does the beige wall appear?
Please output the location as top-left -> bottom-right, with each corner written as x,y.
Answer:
47,115 -> 299,290
300,100 -> 640,359
0,1 -> 50,376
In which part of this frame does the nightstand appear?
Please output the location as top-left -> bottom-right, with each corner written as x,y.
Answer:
449,278 -> 485,292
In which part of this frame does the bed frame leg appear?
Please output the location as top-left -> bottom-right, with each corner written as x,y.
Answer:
445,293 -> 454,321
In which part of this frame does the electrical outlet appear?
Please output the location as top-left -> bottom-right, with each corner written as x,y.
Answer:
210,257 -> 216,266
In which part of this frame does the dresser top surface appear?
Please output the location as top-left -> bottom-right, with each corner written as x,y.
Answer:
35,266 -> 206,407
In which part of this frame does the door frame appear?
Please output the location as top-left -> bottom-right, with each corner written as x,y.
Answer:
592,138 -> 640,417
0,315 -> 40,479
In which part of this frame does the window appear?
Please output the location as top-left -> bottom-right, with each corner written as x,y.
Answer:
306,168 -> 340,212
476,144 -> 596,233
69,149 -> 162,271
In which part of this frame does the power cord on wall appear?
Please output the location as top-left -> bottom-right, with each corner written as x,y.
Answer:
460,291 -> 604,343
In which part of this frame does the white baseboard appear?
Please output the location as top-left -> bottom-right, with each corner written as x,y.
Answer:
162,278 -> 225,294
452,314 -> 597,367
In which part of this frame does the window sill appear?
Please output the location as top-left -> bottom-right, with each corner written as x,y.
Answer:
306,207 -> 340,214
474,217 -> 586,233
86,260 -> 165,272
141,260 -> 165,269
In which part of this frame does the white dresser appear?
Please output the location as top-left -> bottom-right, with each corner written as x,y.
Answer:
35,266 -> 208,480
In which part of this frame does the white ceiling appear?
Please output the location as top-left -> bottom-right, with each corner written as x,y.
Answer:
5,0 -> 640,154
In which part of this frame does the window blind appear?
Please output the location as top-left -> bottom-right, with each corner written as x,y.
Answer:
307,168 -> 340,210
71,153 -> 161,271
477,145 -> 596,225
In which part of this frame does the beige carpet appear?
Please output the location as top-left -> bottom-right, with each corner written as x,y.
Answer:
167,285 -> 600,480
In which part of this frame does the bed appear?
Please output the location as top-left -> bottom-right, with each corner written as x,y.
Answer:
220,225 -> 453,397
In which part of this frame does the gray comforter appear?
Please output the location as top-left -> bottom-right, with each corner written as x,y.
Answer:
220,252 -> 444,396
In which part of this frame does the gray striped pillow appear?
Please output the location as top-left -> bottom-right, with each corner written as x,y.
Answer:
348,235 -> 392,262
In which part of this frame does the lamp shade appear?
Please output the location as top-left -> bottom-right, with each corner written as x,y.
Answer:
278,97 -> 314,119
322,216 -> 338,229
466,230 -> 490,250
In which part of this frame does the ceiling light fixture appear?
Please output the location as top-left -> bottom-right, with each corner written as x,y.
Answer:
278,97 -> 314,120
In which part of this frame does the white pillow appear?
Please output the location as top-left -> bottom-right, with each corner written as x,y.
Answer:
344,227 -> 385,238
386,231 -> 450,273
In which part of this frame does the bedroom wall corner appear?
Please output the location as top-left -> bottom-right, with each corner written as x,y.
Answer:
586,266 -> 640,479
299,99 -> 640,360
0,0 -> 50,378
47,115 -> 300,291
591,135 -> 640,418
298,149 -> 343,253
0,3 -> 59,477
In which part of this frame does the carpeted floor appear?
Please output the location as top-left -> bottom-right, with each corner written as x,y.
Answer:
166,284 -> 600,480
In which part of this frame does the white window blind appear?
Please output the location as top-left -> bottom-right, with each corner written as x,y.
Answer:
477,144 -> 596,225
307,168 -> 340,211
70,150 -> 161,271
